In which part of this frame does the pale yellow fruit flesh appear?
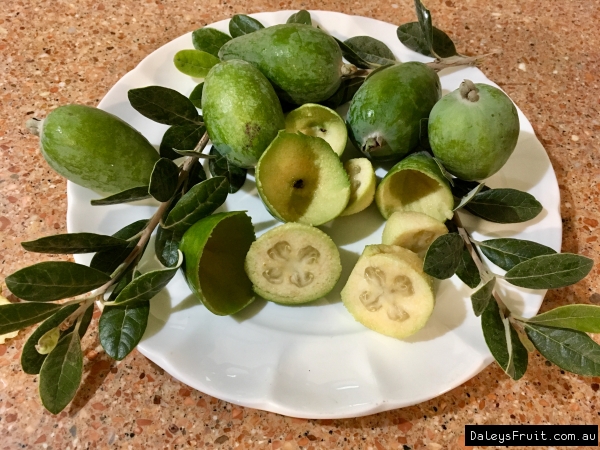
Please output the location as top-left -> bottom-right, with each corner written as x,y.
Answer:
245,223 -> 342,304
342,248 -> 435,339
340,158 -> 376,216
382,211 -> 448,257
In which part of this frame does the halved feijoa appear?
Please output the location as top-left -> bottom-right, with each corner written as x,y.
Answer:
255,131 -> 351,226
382,211 -> 448,257
245,222 -> 342,304
375,152 -> 453,222
340,158 -> 376,216
341,245 -> 435,339
179,211 -> 256,315
284,103 -> 347,156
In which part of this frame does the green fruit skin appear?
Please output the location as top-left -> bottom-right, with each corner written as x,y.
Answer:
428,83 -> 520,181
40,105 -> 159,194
202,60 -> 285,168
218,24 -> 343,105
179,211 -> 256,316
347,62 -> 441,162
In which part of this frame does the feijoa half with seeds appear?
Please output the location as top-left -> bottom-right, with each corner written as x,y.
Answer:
245,222 -> 342,304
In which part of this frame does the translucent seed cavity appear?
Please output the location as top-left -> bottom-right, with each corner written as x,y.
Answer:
351,179 -> 362,191
393,275 -> 414,296
387,304 -> 409,321
263,267 -> 284,284
364,266 -> 385,287
359,291 -> 382,312
290,271 -> 314,287
297,245 -> 320,265
349,164 -> 362,175
268,241 -> 292,261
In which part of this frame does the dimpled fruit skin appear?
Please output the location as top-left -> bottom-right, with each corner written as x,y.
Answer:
40,104 -> 159,194
218,24 -> 342,105
428,83 -> 520,181
347,62 -> 441,161
202,60 -> 285,168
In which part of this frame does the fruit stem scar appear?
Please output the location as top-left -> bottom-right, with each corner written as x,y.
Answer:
459,79 -> 480,102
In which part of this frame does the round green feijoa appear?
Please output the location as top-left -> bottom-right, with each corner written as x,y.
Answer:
255,131 -> 351,226
38,104 -> 159,194
245,222 -> 342,304
375,152 -> 454,222
179,211 -> 256,316
285,103 -> 347,156
202,60 -> 285,168
346,62 -> 441,162
219,24 -> 344,105
428,80 -> 520,181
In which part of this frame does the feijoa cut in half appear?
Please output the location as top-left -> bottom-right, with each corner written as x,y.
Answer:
341,244 -> 435,339
284,103 -> 347,156
375,152 -> 454,222
179,211 -> 256,315
255,131 -> 351,226
382,211 -> 448,257
341,158 -> 376,216
245,222 -> 342,304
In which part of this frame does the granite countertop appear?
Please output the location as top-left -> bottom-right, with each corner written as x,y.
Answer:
1,0 -> 599,448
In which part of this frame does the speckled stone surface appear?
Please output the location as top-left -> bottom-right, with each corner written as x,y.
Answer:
1,0 -> 599,448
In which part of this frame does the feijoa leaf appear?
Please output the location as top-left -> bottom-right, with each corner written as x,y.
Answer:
189,83 -> 204,108
320,77 -> 365,109
155,225 -> 184,267
173,49 -> 220,78
344,36 -> 396,66
471,277 -> 495,317
99,301 -> 150,361
396,22 -> 458,58
454,182 -> 485,211
149,158 -> 179,202
229,14 -> 264,38
128,86 -> 201,126
478,238 -> 557,271
191,28 -> 231,56
527,305 -> 600,333
455,246 -> 481,288
91,186 -> 151,206
505,253 -> 593,289
21,233 -> 128,254
423,233 -> 464,279
0,302 -> 62,335
208,147 -> 247,193
287,10 -> 311,25
90,220 -> 148,275
160,124 -> 206,160
464,188 -> 543,223
334,37 -> 376,69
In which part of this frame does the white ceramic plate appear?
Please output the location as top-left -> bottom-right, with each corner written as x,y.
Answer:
67,11 -> 562,418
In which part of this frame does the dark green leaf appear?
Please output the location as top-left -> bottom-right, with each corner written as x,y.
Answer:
287,10 -> 311,25
478,238 -> 557,271
99,301 -> 150,360
21,303 -> 93,375
108,266 -> 135,301
334,37 -> 376,69
344,36 -> 396,65
189,83 -> 204,108
464,188 -> 543,223
109,252 -> 182,306
163,176 -> 229,233
229,14 -> 264,38
160,124 -> 206,160
454,182 -> 485,211
6,262 -> 111,302
505,253 -> 594,289
191,27 -> 231,56
149,158 -> 179,202
456,246 -> 481,288
451,178 -> 488,198
481,300 -> 528,380
0,302 -> 62,335
21,233 -> 128,254
208,147 -> 247,193
184,159 -> 208,192
525,323 -> 600,376
90,220 -> 148,275
319,77 -> 365,109
396,22 -> 458,58
128,86 -> 201,126
90,186 -> 150,206
413,0 -> 434,55
527,305 -> 600,333
173,49 -> 220,78
39,331 -> 83,414
471,277 -> 495,316
423,233 -> 464,279
155,225 -> 185,267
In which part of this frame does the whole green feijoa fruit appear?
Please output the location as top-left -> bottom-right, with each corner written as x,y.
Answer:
428,80 -> 520,181
202,60 -> 285,168
347,62 -> 441,162
38,105 -> 159,194
218,24 -> 344,105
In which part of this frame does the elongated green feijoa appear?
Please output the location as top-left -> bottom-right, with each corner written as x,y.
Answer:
202,60 -> 285,168
38,105 -> 159,194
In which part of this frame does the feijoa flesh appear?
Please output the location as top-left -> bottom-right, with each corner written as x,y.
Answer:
285,103 -> 347,156
429,80 -> 520,181
341,158 -> 376,216
202,60 -> 285,168
347,62 -> 441,161
245,222 -> 342,304
38,104 -> 159,194
255,131 -> 351,226
382,211 -> 448,257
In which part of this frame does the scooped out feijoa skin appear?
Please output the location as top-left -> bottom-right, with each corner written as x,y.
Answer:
245,222 -> 342,304
39,104 -> 159,194
179,211 -> 256,316
202,59 -> 285,168
428,80 -> 520,181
